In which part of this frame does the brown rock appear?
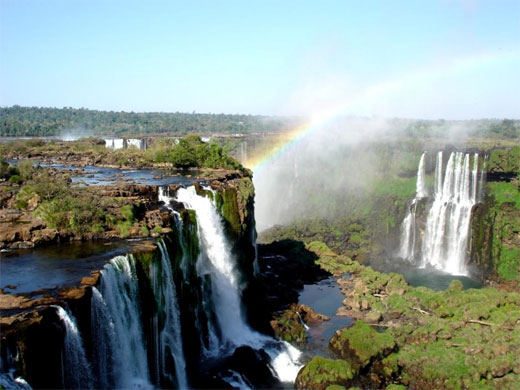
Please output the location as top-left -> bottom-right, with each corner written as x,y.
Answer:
291,303 -> 330,324
80,271 -> 101,287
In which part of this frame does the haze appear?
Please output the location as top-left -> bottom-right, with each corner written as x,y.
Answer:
1,0 -> 519,119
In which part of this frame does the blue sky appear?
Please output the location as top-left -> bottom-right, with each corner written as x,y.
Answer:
1,0 -> 519,118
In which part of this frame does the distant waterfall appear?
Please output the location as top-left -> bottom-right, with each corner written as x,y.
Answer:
53,306 -> 93,390
399,151 -> 484,275
399,151 -> 427,260
416,152 -> 428,198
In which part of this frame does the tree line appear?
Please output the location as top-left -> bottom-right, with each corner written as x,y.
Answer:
0,106 -> 518,139
0,106 -> 298,137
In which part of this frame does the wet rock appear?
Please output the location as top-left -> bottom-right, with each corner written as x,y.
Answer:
227,346 -> 280,389
8,241 -> 34,249
293,303 -> 330,324
31,228 -> 58,245
80,271 -> 101,287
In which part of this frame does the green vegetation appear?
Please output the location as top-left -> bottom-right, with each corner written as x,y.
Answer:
0,135 -> 245,171
488,182 -> 520,208
295,241 -> 520,390
488,146 -> 520,174
472,147 -> 520,284
329,320 -> 395,369
4,166 -> 154,238
295,357 -> 356,390
0,105 -> 297,136
168,135 -> 242,169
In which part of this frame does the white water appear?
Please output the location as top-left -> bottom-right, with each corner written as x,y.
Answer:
96,255 -> 152,389
104,138 -> 124,149
151,240 -> 188,389
127,138 -> 144,149
90,287 -> 116,389
399,151 -> 483,275
53,306 -> 93,390
398,151 -> 427,259
175,186 -> 302,383
176,186 -> 254,347
416,152 -> 428,198
0,373 -> 32,390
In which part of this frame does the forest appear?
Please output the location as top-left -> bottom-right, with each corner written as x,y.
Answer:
0,106 -> 519,139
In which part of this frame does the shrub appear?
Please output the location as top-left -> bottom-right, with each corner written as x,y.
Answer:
8,175 -> 22,184
120,205 -> 135,222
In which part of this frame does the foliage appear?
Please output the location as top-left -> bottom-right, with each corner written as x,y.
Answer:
168,135 -> 242,170
0,105 -> 297,136
300,241 -> 520,390
0,136 -> 244,171
488,146 -> 520,174
7,175 -> 22,184
295,357 -> 356,390
488,182 -> 520,208
329,320 -> 396,369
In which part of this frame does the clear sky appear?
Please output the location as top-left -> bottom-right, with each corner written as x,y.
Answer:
1,0 -> 519,118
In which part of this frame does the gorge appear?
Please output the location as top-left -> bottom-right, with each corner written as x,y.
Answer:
1,136 -> 520,390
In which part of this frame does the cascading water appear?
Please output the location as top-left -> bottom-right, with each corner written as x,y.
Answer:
127,138 -> 144,149
399,151 -> 427,260
151,241 -> 188,389
53,306 -> 93,390
176,186 -> 257,348
13,183 -> 300,389
175,186 -> 302,383
95,255 -> 152,389
399,151 -> 484,275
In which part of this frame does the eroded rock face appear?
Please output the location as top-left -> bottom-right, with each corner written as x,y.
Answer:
270,303 -> 330,344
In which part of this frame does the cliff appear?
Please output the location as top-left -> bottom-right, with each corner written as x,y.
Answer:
0,173 -> 258,388
470,147 -> 520,288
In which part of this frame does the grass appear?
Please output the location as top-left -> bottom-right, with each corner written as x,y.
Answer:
488,182 -> 520,209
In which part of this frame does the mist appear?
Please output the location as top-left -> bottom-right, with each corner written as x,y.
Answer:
59,128 -> 93,141
251,116 -> 489,232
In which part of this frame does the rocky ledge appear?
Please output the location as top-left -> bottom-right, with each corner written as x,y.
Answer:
288,240 -> 520,390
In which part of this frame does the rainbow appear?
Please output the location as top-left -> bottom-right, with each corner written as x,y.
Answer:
246,48 -> 520,173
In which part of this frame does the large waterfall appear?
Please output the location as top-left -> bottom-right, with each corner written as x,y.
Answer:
174,186 -> 302,383
8,184 -> 302,389
399,151 -> 483,275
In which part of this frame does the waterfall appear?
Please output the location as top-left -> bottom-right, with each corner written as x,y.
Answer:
175,186 -> 302,382
151,240 -> 188,389
90,287 -> 115,389
43,184 -> 301,389
104,138 -> 124,149
53,306 -> 93,390
95,255 -> 152,389
398,151 -> 427,260
416,152 -> 428,198
127,138 -> 144,149
176,186 -> 255,348
399,151 -> 483,275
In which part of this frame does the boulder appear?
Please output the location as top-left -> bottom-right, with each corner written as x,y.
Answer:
294,357 -> 356,390
329,320 -> 395,370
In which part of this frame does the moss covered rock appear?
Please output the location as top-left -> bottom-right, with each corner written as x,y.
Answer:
294,357 -> 356,390
329,320 -> 396,369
